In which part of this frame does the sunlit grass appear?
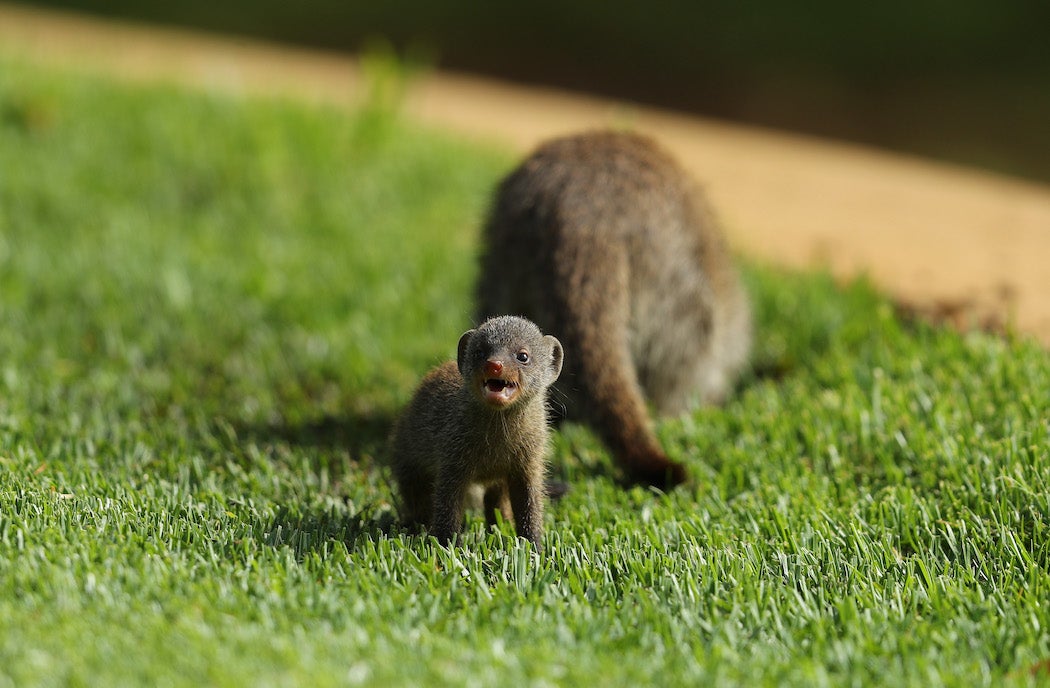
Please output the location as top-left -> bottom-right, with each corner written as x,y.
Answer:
1,59 -> 1048,687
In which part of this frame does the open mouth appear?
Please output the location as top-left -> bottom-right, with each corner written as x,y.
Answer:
481,378 -> 519,406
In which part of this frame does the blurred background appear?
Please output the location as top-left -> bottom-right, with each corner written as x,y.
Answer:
20,0 -> 1050,183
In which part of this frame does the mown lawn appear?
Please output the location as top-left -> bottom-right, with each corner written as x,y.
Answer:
1,59 -> 1049,687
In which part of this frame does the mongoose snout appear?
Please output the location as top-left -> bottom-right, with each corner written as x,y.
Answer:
479,367 -> 519,407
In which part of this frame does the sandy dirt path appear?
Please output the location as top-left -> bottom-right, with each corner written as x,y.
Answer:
2,3 -> 1048,345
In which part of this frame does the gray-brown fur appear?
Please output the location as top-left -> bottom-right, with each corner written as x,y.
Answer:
476,130 -> 751,488
388,316 -> 564,550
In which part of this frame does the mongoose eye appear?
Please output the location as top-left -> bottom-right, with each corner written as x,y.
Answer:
515,350 -> 530,364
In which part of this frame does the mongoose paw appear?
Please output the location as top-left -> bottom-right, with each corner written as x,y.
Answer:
544,479 -> 571,500
623,457 -> 689,490
431,527 -> 461,549
399,519 -> 428,536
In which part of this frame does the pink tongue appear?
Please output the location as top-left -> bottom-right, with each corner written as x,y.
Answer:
484,380 -> 514,402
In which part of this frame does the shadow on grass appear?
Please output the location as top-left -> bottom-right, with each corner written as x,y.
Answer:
229,409 -> 411,554
235,410 -> 396,461
261,500 -> 405,557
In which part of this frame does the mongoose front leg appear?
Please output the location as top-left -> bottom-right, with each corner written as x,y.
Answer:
395,471 -> 434,530
507,472 -> 545,552
430,468 -> 470,546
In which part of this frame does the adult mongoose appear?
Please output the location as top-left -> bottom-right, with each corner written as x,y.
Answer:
476,130 -> 751,488
388,315 -> 564,550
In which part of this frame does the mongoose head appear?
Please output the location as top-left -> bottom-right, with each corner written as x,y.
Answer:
457,316 -> 563,410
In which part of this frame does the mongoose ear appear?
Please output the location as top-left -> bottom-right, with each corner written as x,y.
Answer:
544,335 -> 564,381
457,329 -> 476,377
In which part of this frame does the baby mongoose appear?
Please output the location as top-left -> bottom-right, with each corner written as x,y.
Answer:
476,130 -> 751,488
388,315 -> 564,550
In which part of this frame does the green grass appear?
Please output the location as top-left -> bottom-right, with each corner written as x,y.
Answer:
2,58 -> 1049,687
